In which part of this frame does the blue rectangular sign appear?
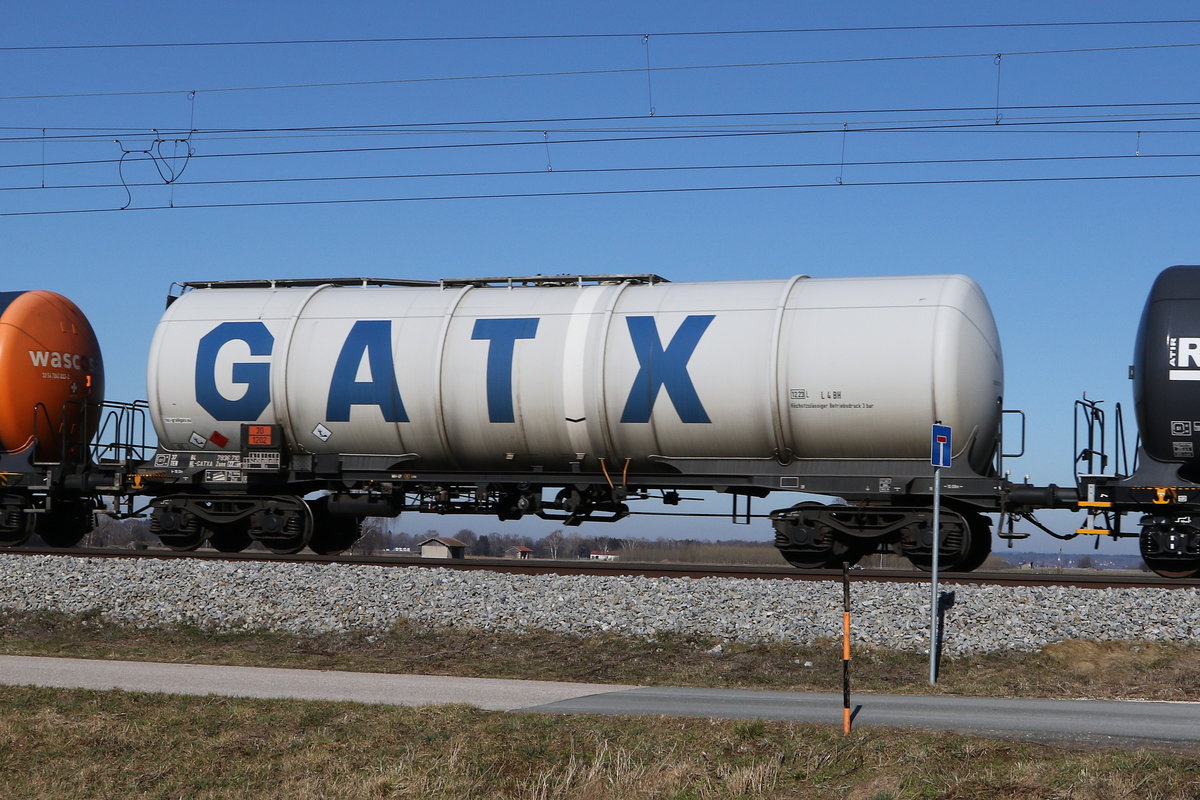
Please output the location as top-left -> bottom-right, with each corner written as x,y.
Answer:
931,424 -> 952,468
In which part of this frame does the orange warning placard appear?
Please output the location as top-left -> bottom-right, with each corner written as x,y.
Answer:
246,425 -> 274,446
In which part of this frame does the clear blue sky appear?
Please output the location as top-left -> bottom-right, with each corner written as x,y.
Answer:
6,1 -> 1199,552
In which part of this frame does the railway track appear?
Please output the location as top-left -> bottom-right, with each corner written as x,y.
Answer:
6,546 -> 1197,590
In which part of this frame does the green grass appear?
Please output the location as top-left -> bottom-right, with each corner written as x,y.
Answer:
0,685 -> 1197,799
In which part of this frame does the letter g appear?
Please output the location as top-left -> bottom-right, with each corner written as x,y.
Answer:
195,322 -> 274,421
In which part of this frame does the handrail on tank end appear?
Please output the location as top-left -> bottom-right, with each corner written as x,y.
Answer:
1073,394 -> 1129,484
997,408 -> 1026,481
90,400 -> 152,464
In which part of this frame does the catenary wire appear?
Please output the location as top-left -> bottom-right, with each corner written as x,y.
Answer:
5,114 -> 1200,172
6,100 -> 1200,143
5,42 -> 1200,101
5,171 -> 1200,217
7,152 -> 1200,194
10,111 -> 1200,145
4,19 -> 1200,51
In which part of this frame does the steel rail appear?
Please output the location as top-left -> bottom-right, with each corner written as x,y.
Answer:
5,546 -> 1197,589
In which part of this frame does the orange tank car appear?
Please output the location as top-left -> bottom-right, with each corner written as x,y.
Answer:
0,290 -> 105,462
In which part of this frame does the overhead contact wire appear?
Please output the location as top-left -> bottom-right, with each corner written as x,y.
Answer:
5,19 -> 1200,51
6,42 -> 1200,101
6,100 -> 1200,143
7,114 -> 1200,172
5,150 -> 1200,194
7,171 -> 1200,217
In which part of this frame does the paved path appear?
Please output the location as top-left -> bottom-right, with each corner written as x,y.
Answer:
2,655 -> 1196,747
0,655 -> 633,711
529,687 -> 1200,748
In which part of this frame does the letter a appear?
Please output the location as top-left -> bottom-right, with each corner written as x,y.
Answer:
326,321 -> 408,422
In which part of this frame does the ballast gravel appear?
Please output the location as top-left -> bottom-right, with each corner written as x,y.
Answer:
1,554 -> 1197,655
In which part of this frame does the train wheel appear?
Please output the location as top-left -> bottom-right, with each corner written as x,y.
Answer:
150,506 -> 206,551
1141,557 -> 1200,579
774,502 -> 860,569
902,512 -> 989,572
779,540 -> 868,570
160,531 -> 207,551
1139,528 -> 1200,578
308,516 -> 361,556
0,496 -> 34,547
250,505 -> 312,555
208,521 -> 253,553
36,502 -> 94,548
952,514 -> 993,572
305,498 -> 360,555
162,527 -> 208,551
779,551 -> 832,569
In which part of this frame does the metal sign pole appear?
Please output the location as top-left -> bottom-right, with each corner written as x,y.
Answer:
929,465 -> 940,685
928,422 -> 950,686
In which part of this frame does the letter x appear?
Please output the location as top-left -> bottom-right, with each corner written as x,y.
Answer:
620,315 -> 714,423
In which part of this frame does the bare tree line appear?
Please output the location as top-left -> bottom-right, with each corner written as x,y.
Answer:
51,515 -> 1020,569
66,516 -> 785,564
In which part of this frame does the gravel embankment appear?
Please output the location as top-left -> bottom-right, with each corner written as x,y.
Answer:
1,554 -> 1197,655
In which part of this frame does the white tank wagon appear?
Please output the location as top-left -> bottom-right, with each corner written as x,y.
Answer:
139,273 -> 1010,569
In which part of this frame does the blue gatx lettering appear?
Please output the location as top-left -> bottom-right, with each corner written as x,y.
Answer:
326,320 -> 408,422
620,315 -> 713,424
472,318 -> 539,423
194,313 -> 711,426
195,322 -> 274,421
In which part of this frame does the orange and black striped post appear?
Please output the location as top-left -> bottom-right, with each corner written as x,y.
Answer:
842,562 -> 852,734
